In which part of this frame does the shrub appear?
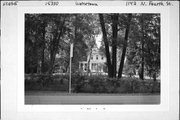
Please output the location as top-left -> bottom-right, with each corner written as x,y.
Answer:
71,74 -> 86,92
25,74 -> 160,94
37,74 -> 53,88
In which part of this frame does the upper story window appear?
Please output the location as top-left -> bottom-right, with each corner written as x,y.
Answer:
96,55 -> 98,60
101,56 -> 104,60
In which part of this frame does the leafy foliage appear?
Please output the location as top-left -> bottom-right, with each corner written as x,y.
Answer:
25,13 -> 160,82
126,14 -> 160,80
25,14 -> 99,74
25,75 -> 160,93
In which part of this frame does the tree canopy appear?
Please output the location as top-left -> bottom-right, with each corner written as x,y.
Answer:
25,14 -> 99,74
25,13 -> 160,80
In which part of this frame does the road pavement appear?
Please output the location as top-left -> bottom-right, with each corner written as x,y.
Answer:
25,92 -> 160,104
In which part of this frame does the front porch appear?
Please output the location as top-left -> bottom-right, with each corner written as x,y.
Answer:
79,61 -> 106,73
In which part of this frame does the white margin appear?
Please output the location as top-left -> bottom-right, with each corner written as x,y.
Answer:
17,6 -> 170,112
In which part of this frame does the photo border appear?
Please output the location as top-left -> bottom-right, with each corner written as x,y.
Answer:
17,5 -> 169,112
1,1 -> 178,120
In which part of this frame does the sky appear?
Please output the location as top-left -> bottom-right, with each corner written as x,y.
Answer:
95,34 -> 102,48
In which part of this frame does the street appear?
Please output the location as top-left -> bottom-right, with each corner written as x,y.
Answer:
25,92 -> 160,104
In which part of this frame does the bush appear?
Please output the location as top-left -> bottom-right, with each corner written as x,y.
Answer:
25,74 -> 69,91
25,74 -> 160,94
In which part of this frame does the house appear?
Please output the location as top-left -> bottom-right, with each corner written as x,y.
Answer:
79,47 -> 107,74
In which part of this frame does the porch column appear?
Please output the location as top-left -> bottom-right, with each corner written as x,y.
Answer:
89,62 -> 92,72
83,63 -> 85,71
79,62 -> 81,70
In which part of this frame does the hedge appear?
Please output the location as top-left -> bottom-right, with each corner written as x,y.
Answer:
25,74 -> 160,93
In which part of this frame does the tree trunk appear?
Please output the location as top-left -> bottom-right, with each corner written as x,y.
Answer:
49,49 -> 56,74
41,23 -> 46,74
118,14 -> 132,78
48,16 -> 66,74
141,52 -> 144,80
140,14 -> 144,80
111,14 -> 118,78
87,49 -> 92,75
99,14 -> 113,77
153,73 -> 156,81
41,45 -> 45,73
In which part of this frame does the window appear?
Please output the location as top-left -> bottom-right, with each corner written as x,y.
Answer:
101,56 -> 104,60
91,63 -> 94,70
81,63 -> 83,69
84,63 -> 87,71
96,55 -> 98,60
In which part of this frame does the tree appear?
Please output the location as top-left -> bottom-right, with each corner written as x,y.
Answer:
25,14 -> 46,74
99,14 -> 113,77
48,15 -> 67,74
143,14 -> 160,81
124,14 -> 160,80
111,14 -> 118,77
71,14 -> 99,73
118,14 -> 132,78
25,13 -> 160,81
25,14 -> 99,75
86,35 -> 96,75
139,14 -> 145,80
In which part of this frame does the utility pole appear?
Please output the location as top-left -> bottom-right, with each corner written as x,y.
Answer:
69,43 -> 73,94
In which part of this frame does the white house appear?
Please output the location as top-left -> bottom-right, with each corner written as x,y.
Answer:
79,47 -> 107,73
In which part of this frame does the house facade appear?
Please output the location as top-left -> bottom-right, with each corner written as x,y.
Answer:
79,47 -> 107,73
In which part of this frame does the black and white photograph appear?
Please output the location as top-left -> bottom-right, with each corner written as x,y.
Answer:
1,1 -> 179,120
24,13 -> 161,104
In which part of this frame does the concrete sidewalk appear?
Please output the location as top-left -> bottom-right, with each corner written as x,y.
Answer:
25,92 -> 160,104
